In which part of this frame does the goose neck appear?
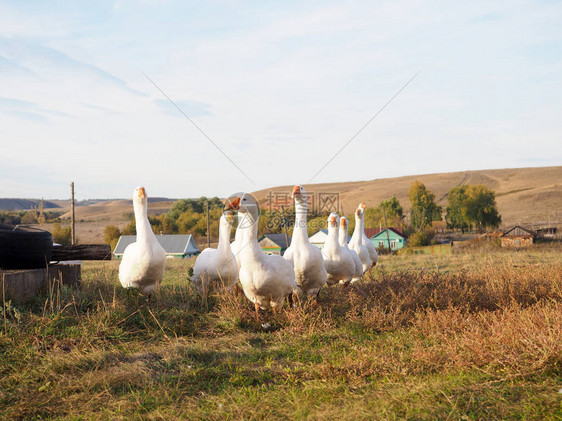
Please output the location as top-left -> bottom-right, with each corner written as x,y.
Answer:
339,226 -> 348,247
292,200 -> 309,243
353,212 -> 364,238
217,219 -> 232,253
134,202 -> 152,242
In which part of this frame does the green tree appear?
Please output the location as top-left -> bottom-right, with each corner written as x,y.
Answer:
464,185 -> 501,231
445,185 -> 469,231
364,197 -> 405,229
122,219 -> 136,235
168,197 -> 224,219
409,181 -> 442,232
148,216 -> 163,234
407,229 -> 435,247
52,223 -> 72,245
21,210 -> 38,224
104,225 -> 121,251
177,211 -> 201,233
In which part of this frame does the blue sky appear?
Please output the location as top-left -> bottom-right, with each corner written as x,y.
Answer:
0,0 -> 561,200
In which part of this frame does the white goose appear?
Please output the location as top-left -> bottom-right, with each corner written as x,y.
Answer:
191,211 -> 239,294
283,185 -> 327,297
119,186 -> 166,297
339,216 -> 363,284
322,213 -> 356,286
359,202 -> 379,266
226,193 -> 296,319
230,209 -> 245,269
348,204 -> 373,273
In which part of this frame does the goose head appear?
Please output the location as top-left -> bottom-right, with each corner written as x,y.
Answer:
291,184 -> 308,205
355,205 -> 364,218
327,212 -> 339,231
339,216 -> 349,244
133,186 -> 148,210
225,193 -> 259,222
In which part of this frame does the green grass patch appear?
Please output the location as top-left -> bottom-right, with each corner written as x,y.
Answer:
1,247 -> 561,419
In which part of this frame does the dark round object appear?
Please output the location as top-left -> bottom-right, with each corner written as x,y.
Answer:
0,224 -> 53,270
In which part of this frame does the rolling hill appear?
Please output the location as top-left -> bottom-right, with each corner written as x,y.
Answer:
2,166 -> 560,243
252,166 -> 562,228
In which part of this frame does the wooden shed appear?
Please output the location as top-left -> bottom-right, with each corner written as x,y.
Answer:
500,226 -> 535,248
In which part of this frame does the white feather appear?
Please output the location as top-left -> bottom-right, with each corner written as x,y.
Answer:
118,186 -> 166,295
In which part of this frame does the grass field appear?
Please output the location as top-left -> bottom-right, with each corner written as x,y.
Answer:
1,246 -> 561,419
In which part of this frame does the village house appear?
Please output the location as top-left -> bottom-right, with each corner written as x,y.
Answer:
500,225 -> 535,248
366,227 -> 407,251
258,233 -> 291,255
113,234 -> 200,259
308,229 -> 350,249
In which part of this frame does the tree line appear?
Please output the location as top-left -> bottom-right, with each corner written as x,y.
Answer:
104,183 -> 502,250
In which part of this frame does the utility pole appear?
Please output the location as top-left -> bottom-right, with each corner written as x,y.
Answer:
382,206 -> 391,252
70,182 -> 76,245
281,206 -> 290,250
206,201 -> 211,249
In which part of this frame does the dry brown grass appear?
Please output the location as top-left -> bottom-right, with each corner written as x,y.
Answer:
1,247 -> 561,419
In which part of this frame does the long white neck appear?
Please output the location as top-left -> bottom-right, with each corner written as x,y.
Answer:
292,197 -> 309,244
353,212 -> 364,242
325,224 -> 340,253
339,224 -> 348,247
233,212 -> 248,243
239,209 -> 263,258
134,201 -> 153,243
217,218 -> 232,253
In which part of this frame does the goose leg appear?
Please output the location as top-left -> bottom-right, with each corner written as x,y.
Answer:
254,302 -> 260,322
312,289 -> 320,306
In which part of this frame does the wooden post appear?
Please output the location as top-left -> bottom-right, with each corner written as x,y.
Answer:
206,200 -> 211,249
382,206 -> 391,251
70,182 -> 76,245
281,206 -> 290,249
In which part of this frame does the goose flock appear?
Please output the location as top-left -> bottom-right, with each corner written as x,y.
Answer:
118,185 -> 378,317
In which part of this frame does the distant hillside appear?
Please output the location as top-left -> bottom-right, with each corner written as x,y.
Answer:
58,200 -> 177,221
252,166 -> 562,228
0,199 -> 62,211
3,166 -> 560,243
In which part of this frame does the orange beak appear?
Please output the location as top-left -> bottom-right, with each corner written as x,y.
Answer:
340,217 -> 347,227
359,202 -> 366,210
225,196 -> 240,210
138,187 -> 146,199
291,185 -> 301,199
330,216 -> 337,226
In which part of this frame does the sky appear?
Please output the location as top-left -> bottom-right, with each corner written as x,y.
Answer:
0,0 -> 561,200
